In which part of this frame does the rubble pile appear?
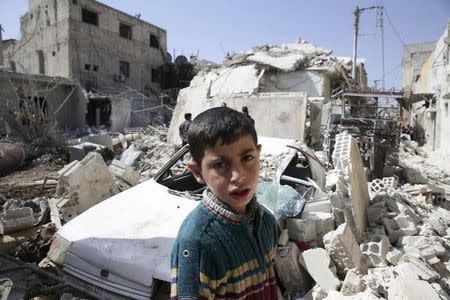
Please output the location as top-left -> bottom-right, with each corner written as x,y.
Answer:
1,126 -> 450,299
273,132 -> 450,299
222,39 -> 353,74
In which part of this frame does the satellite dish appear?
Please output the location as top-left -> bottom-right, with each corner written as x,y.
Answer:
175,55 -> 188,65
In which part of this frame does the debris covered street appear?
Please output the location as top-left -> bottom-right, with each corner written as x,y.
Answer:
1,1 -> 450,299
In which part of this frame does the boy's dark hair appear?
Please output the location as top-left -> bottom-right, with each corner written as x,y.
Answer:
188,107 -> 257,164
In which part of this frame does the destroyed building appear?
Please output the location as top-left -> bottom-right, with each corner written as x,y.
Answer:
403,20 -> 450,153
1,0 -> 171,130
167,39 -> 368,148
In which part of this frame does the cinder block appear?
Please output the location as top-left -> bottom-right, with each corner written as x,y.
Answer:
383,215 -> 418,243
360,234 -> 391,267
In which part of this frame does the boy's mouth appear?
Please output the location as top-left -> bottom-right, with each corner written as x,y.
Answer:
229,188 -> 250,199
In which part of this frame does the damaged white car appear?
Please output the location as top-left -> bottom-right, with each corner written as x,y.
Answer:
47,137 -> 325,299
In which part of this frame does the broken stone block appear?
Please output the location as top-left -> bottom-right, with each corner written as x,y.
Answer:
383,214 -> 418,243
299,248 -> 341,291
323,223 -> 368,277
388,276 -> 440,300
386,247 -> 403,265
109,159 -> 140,188
286,212 -> 335,243
274,242 -> 313,296
364,267 -> 394,296
68,142 -> 105,162
324,290 -> 381,299
360,234 -> 390,267
340,270 -> 366,296
397,236 -> 445,265
398,255 -> 440,281
0,207 -> 36,234
56,152 -> 119,222
120,144 -> 143,166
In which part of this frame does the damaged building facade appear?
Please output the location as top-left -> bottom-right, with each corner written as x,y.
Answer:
167,40 -> 368,147
403,20 -> 450,153
2,0 -> 169,130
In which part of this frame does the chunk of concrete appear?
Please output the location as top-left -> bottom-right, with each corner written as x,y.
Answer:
323,223 -> 368,277
360,234 -> 390,267
275,242 -> 313,295
383,214 -> 418,243
324,290 -> 381,299
120,144 -> 143,166
299,248 -> 341,291
68,142 -> 105,162
340,270 -> 366,296
109,159 -> 140,188
286,212 -> 335,243
398,255 -> 440,281
0,207 -> 35,234
397,236 -> 445,265
386,247 -> 403,265
56,152 -> 119,222
388,276 -> 440,300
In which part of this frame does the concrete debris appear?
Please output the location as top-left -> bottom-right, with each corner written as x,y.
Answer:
55,152 -> 119,222
331,131 -> 370,239
383,214 -> 418,243
274,242 -> 313,296
323,222 -> 368,277
298,248 -> 342,291
397,236 -> 445,264
120,144 -> 143,166
387,276 -> 441,300
385,247 -> 403,265
367,177 -> 398,200
324,290 -> 381,300
398,255 -> 440,281
68,141 -> 106,162
108,159 -> 141,190
286,211 -> 335,244
360,234 -> 390,267
340,270 -> 366,296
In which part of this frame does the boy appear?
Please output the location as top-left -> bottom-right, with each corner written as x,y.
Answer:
170,107 -> 279,299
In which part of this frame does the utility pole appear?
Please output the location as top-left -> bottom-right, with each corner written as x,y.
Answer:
352,6 -> 384,88
0,24 -> 4,67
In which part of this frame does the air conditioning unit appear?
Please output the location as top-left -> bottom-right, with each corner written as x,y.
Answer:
114,74 -> 125,82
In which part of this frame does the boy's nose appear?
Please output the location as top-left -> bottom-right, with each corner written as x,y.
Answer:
230,164 -> 245,183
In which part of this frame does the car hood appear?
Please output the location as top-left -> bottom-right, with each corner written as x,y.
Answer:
48,179 -> 199,289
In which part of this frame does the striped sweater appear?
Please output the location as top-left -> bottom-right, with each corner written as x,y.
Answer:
170,190 -> 279,299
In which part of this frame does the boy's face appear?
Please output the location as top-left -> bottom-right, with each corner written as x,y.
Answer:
188,134 -> 261,214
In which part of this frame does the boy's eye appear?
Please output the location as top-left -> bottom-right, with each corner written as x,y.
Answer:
243,155 -> 254,161
211,161 -> 226,169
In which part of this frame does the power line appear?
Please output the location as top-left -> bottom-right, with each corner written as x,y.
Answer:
383,7 -> 410,55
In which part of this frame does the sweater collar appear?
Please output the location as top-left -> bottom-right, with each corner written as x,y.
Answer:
202,188 -> 258,224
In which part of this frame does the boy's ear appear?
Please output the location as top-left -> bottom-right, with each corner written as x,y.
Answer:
257,144 -> 262,153
187,160 -> 205,184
